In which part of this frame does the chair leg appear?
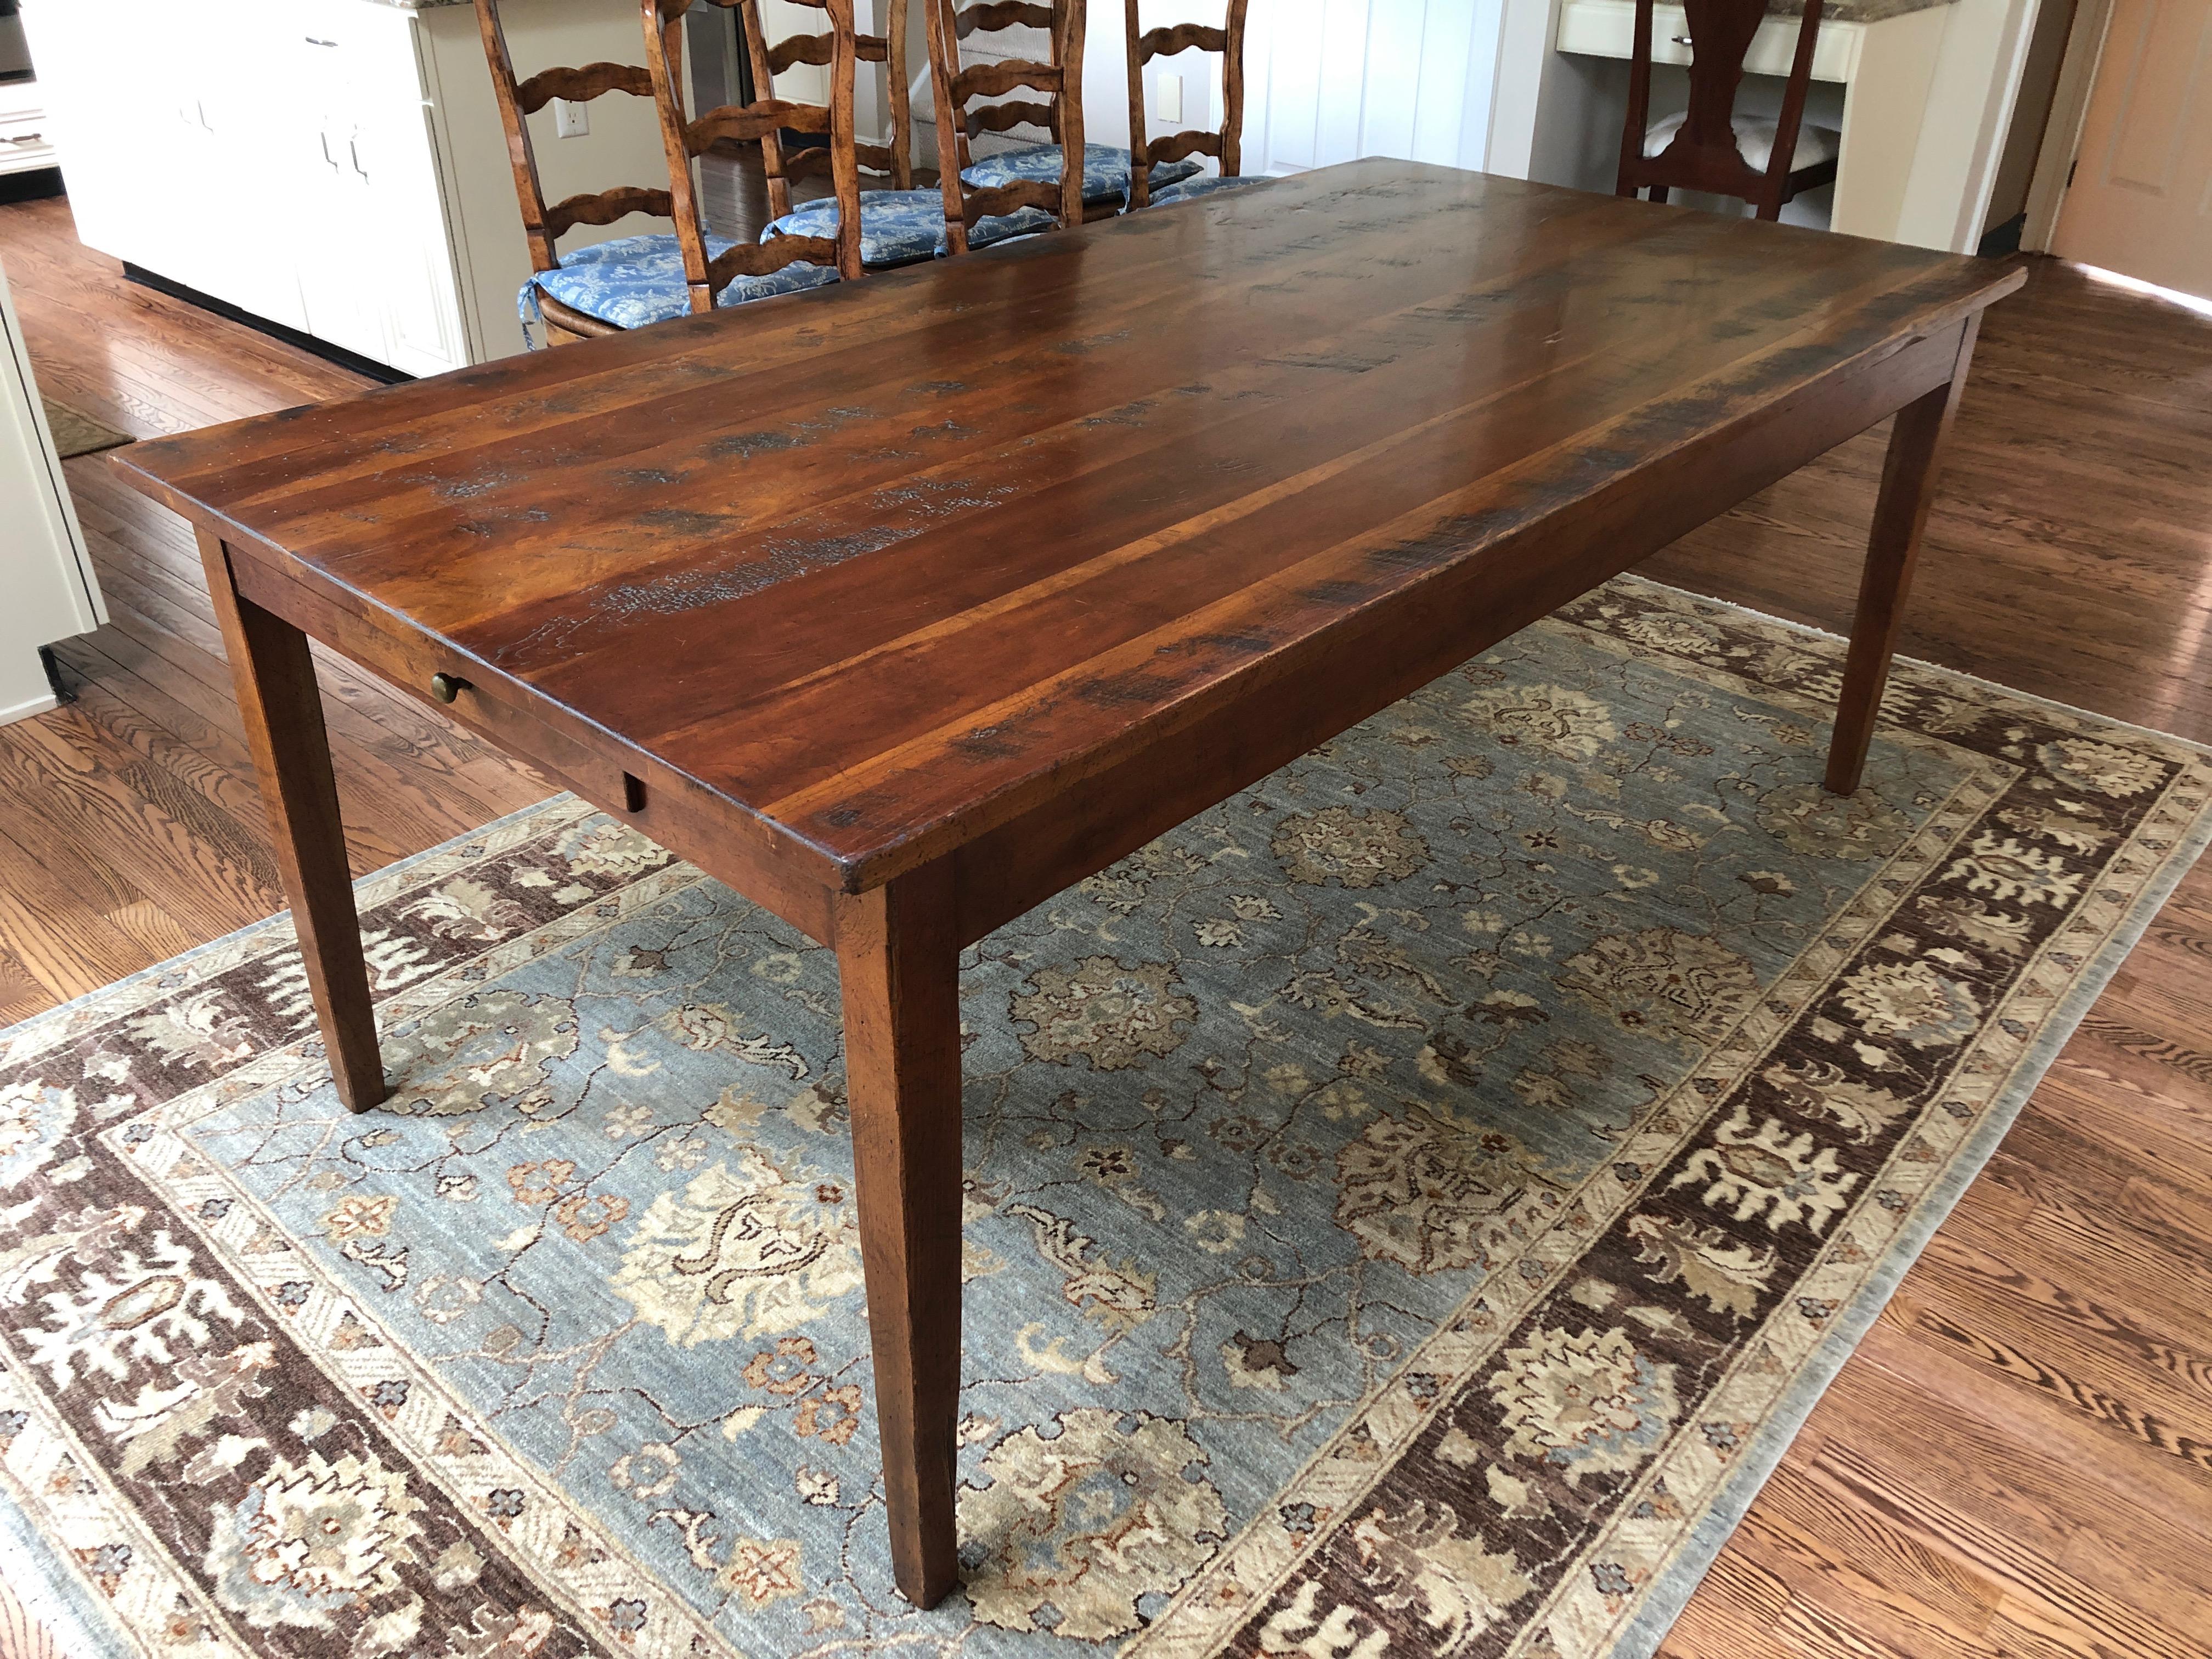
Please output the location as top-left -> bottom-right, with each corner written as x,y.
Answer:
1648,185 -> 1669,205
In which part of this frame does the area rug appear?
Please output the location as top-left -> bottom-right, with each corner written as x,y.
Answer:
38,397 -> 131,460
1,575 -> 2206,1659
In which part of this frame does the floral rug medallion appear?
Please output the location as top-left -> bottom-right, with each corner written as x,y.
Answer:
1,577 -> 2205,1659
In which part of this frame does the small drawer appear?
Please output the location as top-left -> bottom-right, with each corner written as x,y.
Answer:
228,553 -> 652,823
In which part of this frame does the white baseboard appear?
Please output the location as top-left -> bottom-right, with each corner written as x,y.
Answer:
0,689 -> 58,728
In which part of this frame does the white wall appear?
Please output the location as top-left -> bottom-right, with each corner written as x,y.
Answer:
912,1 -> 1508,175
1899,0 -> 2045,250
1236,0 -> 1508,176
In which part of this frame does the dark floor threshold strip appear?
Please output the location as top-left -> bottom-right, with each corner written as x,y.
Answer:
121,262 -> 414,387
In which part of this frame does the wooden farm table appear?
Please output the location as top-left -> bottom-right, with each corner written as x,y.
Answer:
112,159 -> 2021,1608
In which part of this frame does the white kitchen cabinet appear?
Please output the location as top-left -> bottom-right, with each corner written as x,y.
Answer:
0,262 -> 104,728
21,0 -> 673,374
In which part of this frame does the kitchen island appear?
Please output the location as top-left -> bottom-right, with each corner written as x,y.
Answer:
20,0 -> 672,374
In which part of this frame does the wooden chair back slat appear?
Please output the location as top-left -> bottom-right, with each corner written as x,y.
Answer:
687,97 -> 837,150
543,185 -> 678,241
768,33 -> 839,72
1122,0 -> 1248,208
959,178 -> 1064,220
514,61 -> 654,112
706,233 -> 841,288
1613,0 -> 1830,219
957,1 -> 1057,35
644,0 -> 865,314
951,58 -> 1061,101
965,99 -> 1060,136
1134,20 -> 1224,57
1146,128 -> 1221,166
924,0 -> 1086,251
473,0 -> 672,278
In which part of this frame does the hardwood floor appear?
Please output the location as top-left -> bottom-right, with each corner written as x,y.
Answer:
3,188 -> 2209,1657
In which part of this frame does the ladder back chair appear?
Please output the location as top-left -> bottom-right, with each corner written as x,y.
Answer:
748,0 -> 912,200
472,0 -> 859,346
1121,0 -> 1264,211
1613,0 -> 1838,219
472,0 -> 670,342
923,0 -> 1090,253
643,0 -> 865,307
938,0 -> 1200,225
754,0 -> 956,268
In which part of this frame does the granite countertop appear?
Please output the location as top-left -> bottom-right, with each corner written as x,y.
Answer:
385,0 -> 1956,14
1769,0 -> 1957,20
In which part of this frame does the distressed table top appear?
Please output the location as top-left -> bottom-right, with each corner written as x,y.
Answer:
115,161 -> 2019,893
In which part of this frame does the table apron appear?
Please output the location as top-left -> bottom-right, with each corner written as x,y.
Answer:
222,552 -> 842,946
947,317 -> 1971,947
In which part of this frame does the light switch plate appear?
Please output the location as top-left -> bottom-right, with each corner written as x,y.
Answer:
1155,74 -> 1182,123
553,98 -> 589,139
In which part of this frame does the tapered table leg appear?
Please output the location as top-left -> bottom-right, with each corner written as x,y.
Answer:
836,861 -> 963,1609
198,532 -> 388,1111
1826,315 -> 1983,797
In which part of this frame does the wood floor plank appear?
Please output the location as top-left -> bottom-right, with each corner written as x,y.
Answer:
1719,1472 -> 2004,1655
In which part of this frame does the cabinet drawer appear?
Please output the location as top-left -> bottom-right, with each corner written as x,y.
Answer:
0,104 -> 54,173
1554,0 -> 1863,83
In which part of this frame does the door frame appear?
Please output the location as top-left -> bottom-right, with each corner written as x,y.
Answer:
2020,0 -> 2113,249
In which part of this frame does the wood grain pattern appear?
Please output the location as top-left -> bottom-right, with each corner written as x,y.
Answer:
6,176 -> 2208,1655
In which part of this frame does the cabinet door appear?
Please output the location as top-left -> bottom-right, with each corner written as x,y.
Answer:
291,0 -> 467,375
16,0 -> 148,262
347,6 -> 470,376
193,0 -> 309,331
292,1 -> 397,364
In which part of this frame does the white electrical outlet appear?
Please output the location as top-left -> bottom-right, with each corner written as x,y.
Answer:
553,98 -> 589,139
1155,74 -> 1183,124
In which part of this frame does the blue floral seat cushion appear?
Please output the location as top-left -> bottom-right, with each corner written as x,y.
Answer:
1148,172 -> 1270,208
518,233 -> 839,336
760,188 -> 1049,265
959,142 -> 1201,205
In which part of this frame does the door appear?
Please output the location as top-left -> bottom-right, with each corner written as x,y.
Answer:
2052,0 -> 2212,300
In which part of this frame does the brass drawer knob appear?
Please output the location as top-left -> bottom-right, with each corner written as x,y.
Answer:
430,672 -> 470,704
